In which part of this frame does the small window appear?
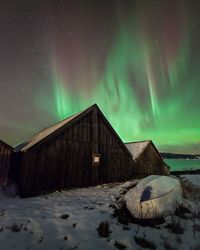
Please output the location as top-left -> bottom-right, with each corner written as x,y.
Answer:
93,154 -> 101,166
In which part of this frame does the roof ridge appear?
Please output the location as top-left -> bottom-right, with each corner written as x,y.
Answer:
125,140 -> 151,144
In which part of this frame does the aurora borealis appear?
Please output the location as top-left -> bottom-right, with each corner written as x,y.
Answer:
0,0 -> 200,153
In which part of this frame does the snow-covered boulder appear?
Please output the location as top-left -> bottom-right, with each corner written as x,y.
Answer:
125,175 -> 183,219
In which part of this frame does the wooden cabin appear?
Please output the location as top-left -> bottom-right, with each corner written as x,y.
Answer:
0,140 -> 14,186
15,104 -> 135,197
125,140 -> 170,178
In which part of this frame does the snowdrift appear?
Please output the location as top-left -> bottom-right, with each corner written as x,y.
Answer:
125,175 -> 183,219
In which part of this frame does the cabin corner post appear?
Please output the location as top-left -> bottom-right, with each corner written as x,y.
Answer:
91,108 -> 99,185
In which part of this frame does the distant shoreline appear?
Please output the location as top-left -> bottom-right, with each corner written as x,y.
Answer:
171,169 -> 200,175
160,152 -> 200,159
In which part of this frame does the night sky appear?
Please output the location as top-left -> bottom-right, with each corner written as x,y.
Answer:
0,0 -> 200,154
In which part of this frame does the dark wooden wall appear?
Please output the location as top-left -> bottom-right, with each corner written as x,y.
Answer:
0,141 -> 13,185
98,114 -> 134,183
134,143 -> 168,178
18,113 -> 93,197
18,110 -> 134,197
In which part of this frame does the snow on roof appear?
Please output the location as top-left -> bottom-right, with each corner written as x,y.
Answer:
0,139 -> 13,149
125,140 -> 150,159
15,110 -> 83,152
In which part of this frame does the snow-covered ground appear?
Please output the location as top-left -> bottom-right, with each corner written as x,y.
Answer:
0,176 -> 200,250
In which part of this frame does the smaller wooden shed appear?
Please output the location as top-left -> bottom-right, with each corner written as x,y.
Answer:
0,140 -> 14,185
125,140 -> 170,178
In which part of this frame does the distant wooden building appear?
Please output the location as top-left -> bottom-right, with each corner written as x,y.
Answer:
15,104 -> 135,197
125,140 -> 170,177
0,140 -> 14,185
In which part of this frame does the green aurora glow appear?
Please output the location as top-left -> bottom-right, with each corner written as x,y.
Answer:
1,1 -> 200,155
42,9 -> 200,152
37,1 -> 200,153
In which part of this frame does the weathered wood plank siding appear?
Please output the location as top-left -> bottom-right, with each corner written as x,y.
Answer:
18,113 -> 94,197
134,144 -> 168,177
0,140 -> 13,185
98,114 -> 134,183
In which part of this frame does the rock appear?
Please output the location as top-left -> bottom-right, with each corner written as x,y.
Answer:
60,214 -> 69,219
114,240 -> 127,249
10,223 -> 23,233
125,175 -> 183,219
134,236 -> 156,249
97,221 -> 111,237
63,235 -> 68,241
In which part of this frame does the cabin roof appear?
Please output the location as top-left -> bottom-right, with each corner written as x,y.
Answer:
125,140 -> 150,159
15,104 -> 133,158
0,139 -> 13,150
125,140 -> 169,169
15,109 -> 82,152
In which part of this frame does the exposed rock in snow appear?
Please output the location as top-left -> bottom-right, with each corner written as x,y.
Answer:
181,175 -> 200,188
180,175 -> 200,201
118,180 -> 139,190
125,175 -> 183,219
97,220 -> 112,237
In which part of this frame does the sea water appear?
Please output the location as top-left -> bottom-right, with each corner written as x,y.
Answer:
164,159 -> 200,171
